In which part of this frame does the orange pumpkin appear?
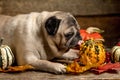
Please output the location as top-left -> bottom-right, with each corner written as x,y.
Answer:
80,27 -> 104,41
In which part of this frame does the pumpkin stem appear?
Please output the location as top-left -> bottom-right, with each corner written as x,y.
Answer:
0,38 -> 4,46
86,27 -> 104,34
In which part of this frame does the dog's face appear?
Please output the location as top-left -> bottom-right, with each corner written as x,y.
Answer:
44,11 -> 82,52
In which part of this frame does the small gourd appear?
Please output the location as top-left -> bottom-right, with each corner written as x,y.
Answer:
0,38 -> 14,69
66,39 -> 106,74
80,27 -> 104,41
111,46 -> 120,62
79,39 -> 106,66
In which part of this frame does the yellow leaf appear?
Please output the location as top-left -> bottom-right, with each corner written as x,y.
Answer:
0,65 -> 34,72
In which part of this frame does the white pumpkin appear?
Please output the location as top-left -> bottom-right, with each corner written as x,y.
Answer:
0,38 -> 14,69
111,46 -> 120,62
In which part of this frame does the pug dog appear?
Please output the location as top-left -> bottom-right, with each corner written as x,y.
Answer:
0,11 -> 82,74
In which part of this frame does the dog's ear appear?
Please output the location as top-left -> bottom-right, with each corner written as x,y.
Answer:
45,16 -> 61,35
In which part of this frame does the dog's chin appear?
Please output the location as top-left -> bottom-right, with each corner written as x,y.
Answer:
64,44 -> 77,52
66,42 -> 79,49
58,45 -> 70,53
63,46 -> 70,52
65,48 -> 70,52
66,40 -> 84,50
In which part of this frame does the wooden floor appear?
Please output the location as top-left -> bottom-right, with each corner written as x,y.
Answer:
0,71 -> 120,80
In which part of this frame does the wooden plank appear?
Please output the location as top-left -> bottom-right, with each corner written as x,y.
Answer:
0,0 -> 120,16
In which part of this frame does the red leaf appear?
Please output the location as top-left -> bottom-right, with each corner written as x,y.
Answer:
91,62 -> 120,74
117,42 -> 120,46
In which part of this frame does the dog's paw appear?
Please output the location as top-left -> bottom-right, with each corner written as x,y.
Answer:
61,49 -> 79,60
50,63 -> 66,74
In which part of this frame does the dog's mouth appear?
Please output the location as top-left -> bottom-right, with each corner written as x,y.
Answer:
77,40 -> 84,45
71,40 -> 84,50
61,40 -> 83,52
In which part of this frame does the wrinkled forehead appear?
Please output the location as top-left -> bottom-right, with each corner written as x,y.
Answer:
62,16 -> 80,30
53,11 -> 80,29
65,17 -> 77,27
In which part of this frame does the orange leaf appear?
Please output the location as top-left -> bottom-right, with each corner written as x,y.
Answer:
66,61 -> 92,74
80,29 -> 104,41
0,65 -> 34,72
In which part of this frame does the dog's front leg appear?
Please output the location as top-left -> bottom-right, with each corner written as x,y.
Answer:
34,60 -> 66,74
24,54 -> 66,74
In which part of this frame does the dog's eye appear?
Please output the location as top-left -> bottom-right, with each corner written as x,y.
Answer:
65,32 -> 74,39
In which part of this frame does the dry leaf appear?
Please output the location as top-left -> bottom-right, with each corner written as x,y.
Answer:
66,61 -> 92,74
91,62 -> 120,74
0,65 -> 34,72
